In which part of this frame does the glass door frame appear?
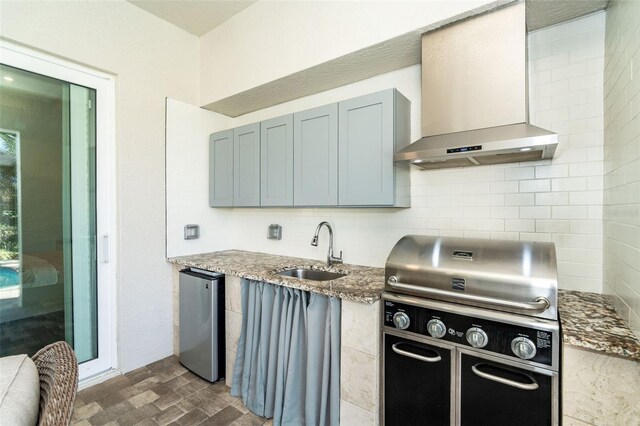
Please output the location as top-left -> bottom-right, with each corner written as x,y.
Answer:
0,40 -> 118,379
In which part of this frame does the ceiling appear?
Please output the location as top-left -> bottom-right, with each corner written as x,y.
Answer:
0,64 -> 64,100
124,0 -> 610,116
128,0 -> 609,38
526,0 -> 609,31
127,0 -> 257,36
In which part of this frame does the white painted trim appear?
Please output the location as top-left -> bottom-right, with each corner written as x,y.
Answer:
0,40 -> 118,379
78,368 -> 122,391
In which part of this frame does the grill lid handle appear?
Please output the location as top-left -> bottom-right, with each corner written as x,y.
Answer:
387,277 -> 550,313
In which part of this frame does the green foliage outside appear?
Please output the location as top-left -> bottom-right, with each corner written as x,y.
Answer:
0,131 -> 18,261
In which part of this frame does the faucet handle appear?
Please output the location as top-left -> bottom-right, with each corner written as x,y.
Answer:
332,251 -> 343,264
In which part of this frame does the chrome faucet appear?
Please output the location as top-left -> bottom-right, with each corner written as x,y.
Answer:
311,221 -> 343,268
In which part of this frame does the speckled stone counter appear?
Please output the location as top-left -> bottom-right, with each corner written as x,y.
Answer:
559,290 -> 640,361
168,251 -> 640,359
167,250 -> 385,303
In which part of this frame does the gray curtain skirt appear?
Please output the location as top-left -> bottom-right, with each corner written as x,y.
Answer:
231,279 -> 341,426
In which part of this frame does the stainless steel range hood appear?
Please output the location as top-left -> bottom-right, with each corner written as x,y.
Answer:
395,1 -> 558,170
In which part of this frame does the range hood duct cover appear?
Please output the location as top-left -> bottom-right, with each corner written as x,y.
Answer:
396,1 -> 558,168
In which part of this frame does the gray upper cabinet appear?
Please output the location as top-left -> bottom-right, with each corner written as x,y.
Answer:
233,123 -> 261,207
209,88 -> 410,209
338,89 -> 410,207
209,129 -> 234,207
261,115 -> 293,206
293,104 -> 338,206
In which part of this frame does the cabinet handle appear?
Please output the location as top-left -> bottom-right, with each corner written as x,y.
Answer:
392,343 -> 441,363
471,363 -> 539,391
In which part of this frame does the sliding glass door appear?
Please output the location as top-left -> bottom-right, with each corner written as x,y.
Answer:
0,42 -> 116,379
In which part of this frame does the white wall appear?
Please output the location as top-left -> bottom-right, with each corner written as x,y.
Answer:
199,0 -> 501,105
603,0 -> 640,337
0,0 -> 199,372
165,99 -> 232,258
168,12 -> 606,293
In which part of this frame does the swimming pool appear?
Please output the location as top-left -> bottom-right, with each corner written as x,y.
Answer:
0,267 -> 20,288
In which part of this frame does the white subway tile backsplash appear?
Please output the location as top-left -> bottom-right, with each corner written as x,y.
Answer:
505,193 -> 535,206
520,232 -> 553,242
477,219 -> 505,232
536,192 -> 570,206
553,233 -> 603,249
520,206 -> 552,219
552,206 -> 590,219
532,53 -> 570,72
489,181 -> 518,194
570,190 -> 604,205
552,61 -> 589,82
556,247 -> 603,264
552,177 -> 589,191
558,261 -> 603,279
505,167 -> 535,181
490,207 -> 519,219
535,164 -> 570,179
570,220 -> 603,234
536,220 -> 571,233
520,179 -> 551,192
477,194 -> 505,207
569,161 -> 604,176
505,219 -> 536,232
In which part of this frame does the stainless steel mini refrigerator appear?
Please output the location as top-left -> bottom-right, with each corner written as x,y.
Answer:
179,268 -> 225,382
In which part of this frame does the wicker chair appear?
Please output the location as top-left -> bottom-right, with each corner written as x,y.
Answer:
31,341 -> 79,426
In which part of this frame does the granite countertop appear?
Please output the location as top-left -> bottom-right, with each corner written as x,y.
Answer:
167,250 -> 640,360
167,250 -> 385,303
558,289 -> 640,361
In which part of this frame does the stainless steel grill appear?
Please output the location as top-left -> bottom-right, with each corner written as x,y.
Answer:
384,235 -> 558,320
382,235 -> 562,425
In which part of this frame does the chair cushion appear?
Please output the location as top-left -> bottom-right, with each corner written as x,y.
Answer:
0,354 -> 41,426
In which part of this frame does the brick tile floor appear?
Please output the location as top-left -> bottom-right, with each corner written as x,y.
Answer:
72,356 -> 271,426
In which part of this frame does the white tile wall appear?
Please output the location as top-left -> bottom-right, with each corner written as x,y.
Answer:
166,12 -> 607,293
602,0 -> 640,339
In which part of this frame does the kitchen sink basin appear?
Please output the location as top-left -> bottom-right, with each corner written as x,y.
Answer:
277,268 -> 346,281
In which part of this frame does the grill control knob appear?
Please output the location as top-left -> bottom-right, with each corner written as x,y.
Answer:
392,312 -> 410,330
427,319 -> 446,338
511,337 -> 537,360
466,327 -> 488,348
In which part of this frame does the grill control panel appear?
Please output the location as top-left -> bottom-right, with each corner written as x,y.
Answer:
384,299 -> 557,367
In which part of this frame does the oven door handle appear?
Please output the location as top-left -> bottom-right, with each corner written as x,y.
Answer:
387,278 -> 550,313
471,364 -> 539,391
391,343 -> 442,363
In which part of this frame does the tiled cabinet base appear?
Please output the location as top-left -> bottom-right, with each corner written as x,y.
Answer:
172,269 -> 640,425
220,275 -> 383,424
562,347 -> 640,425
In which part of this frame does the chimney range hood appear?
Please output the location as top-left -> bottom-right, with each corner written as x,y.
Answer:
395,1 -> 557,170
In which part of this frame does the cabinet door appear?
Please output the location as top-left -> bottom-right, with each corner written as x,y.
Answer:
209,129 -> 234,207
460,352 -> 555,426
261,115 -> 293,206
293,104 -> 338,206
338,90 -> 394,206
384,333 -> 452,425
233,123 -> 260,207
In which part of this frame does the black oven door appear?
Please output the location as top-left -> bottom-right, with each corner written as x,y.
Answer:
459,350 -> 558,426
383,332 -> 453,426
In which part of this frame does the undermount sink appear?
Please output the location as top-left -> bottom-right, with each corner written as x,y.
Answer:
277,268 -> 346,281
